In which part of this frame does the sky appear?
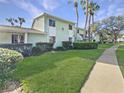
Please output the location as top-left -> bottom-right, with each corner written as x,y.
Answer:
0,0 -> 124,28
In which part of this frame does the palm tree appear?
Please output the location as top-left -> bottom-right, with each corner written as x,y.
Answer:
68,0 -> 79,41
80,0 -> 89,30
81,1 -> 100,42
18,17 -> 25,27
90,2 -> 100,24
74,0 -> 79,41
13,19 -> 18,26
80,0 -> 90,41
6,18 -> 14,26
89,2 -> 100,41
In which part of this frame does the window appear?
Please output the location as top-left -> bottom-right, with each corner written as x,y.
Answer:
69,24 -> 73,30
77,29 -> 79,33
19,35 -> 24,43
12,34 -> 24,43
12,34 -> 18,43
49,36 -> 56,44
69,37 -> 72,42
49,19 -> 55,27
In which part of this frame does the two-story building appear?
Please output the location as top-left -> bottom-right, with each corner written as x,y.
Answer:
32,13 -> 76,48
0,13 -> 85,48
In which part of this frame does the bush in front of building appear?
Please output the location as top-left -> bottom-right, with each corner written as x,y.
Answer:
32,42 -> 54,56
36,42 -> 53,51
62,41 -> 72,49
73,42 -> 98,49
0,48 -> 23,89
0,43 -> 33,57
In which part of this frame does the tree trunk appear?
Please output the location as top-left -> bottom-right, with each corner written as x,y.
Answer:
88,14 -> 91,42
84,0 -> 89,41
84,0 -> 89,30
92,14 -> 94,25
74,4 -> 79,42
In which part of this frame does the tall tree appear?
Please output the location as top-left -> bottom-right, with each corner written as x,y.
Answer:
80,0 -> 89,30
90,2 -> 100,24
81,1 -> 100,42
74,0 -> 79,41
68,0 -> 79,41
6,18 -> 14,26
96,16 -> 124,42
18,17 -> 25,27
80,0 -> 89,41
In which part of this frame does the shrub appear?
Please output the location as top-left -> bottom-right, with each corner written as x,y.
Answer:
0,48 -> 23,88
0,43 -> 33,57
32,42 -> 53,56
73,42 -> 98,49
56,47 -> 64,51
32,47 -> 41,56
36,42 -> 53,51
62,41 -> 72,49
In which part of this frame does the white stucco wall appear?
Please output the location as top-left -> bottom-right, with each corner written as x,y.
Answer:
69,30 -> 74,37
53,20 -> 75,48
42,16 -> 74,47
27,33 -> 48,46
32,15 -> 75,48
32,16 -> 45,32
0,33 -> 11,44
49,26 -> 56,36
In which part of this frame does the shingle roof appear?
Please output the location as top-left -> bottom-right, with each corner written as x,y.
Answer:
0,25 -> 46,34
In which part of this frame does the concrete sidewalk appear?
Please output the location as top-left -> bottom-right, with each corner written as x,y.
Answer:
80,46 -> 124,93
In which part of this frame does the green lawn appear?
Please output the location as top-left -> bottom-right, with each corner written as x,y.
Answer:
116,45 -> 124,77
98,43 -> 113,49
14,49 -> 104,93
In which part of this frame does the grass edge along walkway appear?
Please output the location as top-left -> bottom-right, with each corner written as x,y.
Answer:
14,49 -> 104,93
116,45 -> 124,77
81,46 -> 124,93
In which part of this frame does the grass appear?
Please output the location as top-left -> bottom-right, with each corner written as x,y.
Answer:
98,43 -> 114,49
116,45 -> 124,77
14,49 -> 104,93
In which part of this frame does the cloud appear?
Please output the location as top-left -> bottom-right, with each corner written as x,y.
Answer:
42,0 -> 61,11
0,0 -> 42,17
96,0 -> 124,21
107,4 -> 124,17
12,0 -> 42,16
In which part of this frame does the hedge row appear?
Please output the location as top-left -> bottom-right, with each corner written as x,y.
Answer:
0,43 -> 54,56
73,42 -> 98,49
62,41 -> 98,49
62,41 -> 72,49
32,42 -> 53,56
0,43 -> 32,57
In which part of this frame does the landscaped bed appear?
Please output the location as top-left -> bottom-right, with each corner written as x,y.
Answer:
13,49 -> 104,93
116,45 -> 124,77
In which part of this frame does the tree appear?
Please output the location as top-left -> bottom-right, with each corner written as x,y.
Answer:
80,0 -> 89,30
90,2 -> 100,24
68,0 -> 79,41
6,18 -> 14,26
74,0 -> 79,41
18,17 -> 25,27
81,1 -> 100,42
6,17 -> 25,27
13,19 -> 18,26
102,16 -> 124,42
94,16 -> 124,43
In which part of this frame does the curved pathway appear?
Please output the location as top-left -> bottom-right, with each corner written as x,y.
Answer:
81,46 -> 124,93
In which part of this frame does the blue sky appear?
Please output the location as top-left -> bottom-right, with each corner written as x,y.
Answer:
0,0 -> 124,28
